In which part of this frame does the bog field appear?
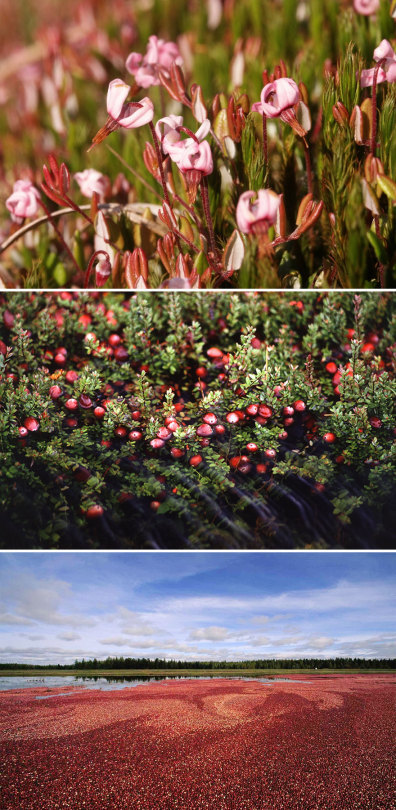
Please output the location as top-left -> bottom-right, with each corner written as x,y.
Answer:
0,675 -> 395,809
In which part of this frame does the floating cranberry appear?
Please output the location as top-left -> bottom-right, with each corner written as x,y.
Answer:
65,398 -> 78,410
203,412 -> 217,425
189,454 -> 203,467
323,432 -> 336,443
49,385 -> 62,399
24,416 -> 39,432
226,412 -> 239,424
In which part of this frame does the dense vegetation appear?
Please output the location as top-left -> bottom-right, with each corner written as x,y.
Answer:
1,657 -> 395,671
0,291 -> 394,548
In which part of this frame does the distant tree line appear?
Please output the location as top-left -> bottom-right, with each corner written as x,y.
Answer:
1,657 -> 395,671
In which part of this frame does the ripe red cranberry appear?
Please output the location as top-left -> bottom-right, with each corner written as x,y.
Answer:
150,500 -> 161,511
196,367 -> 207,378
264,448 -> 276,459
79,394 -> 93,409
114,346 -> 129,362
323,432 -> 336,443
54,352 -> 67,366
170,447 -> 184,458
114,426 -> 127,438
325,361 -> 337,374
200,437 -> 210,446
65,398 -> 78,411
283,405 -> 294,417
24,417 -> 40,432
229,455 -> 249,469
49,385 -> 62,399
207,347 -> 223,359
335,455 -> 345,464
258,404 -> 272,418
226,412 -> 239,424
174,403 -> 184,413
74,467 -> 91,483
65,370 -> 79,383
369,417 -> 382,429
166,420 -> 179,432
361,342 -> 375,354
278,431 -> 288,440
150,438 -> 165,449
65,417 -> 78,428
108,333 -> 122,347
129,430 -> 142,441
215,424 -> 226,435
157,427 -> 172,440
246,404 -> 259,416
101,439 -> 112,448
256,463 -> 267,474
78,314 -> 92,327
293,400 -> 306,412
251,337 -> 261,349
203,412 -> 217,425
85,505 -> 104,519
197,424 -> 213,437
189,454 -> 203,467
18,426 -> 29,437
273,386 -> 283,398
246,442 -> 258,452
0,340 -> 8,356
94,406 -> 105,419
3,310 -> 15,329
284,417 -> 294,427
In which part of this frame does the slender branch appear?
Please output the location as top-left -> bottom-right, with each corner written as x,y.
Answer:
106,144 -> 163,201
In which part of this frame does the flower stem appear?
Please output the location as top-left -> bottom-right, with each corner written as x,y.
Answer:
304,139 -> 313,195
200,177 -> 218,260
149,122 -> 171,209
39,200 -> 82,282
262,114 -> 268,184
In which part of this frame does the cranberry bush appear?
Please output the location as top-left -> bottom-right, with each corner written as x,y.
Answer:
0,291 -> 394,548
0,0 -> 395,288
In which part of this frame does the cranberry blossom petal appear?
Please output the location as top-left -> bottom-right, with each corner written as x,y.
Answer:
260,78 -> 300,118
107,79 -> 131,119
236,189 -> 280,234
353,0 -> 380,14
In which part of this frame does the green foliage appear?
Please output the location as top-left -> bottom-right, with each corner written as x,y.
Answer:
0,290 -> 394,549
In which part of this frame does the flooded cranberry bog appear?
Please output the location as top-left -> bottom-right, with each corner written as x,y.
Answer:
0,291 -> 395,548
0,674 -> 395,809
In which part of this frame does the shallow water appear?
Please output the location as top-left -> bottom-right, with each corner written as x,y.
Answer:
0,674 -> 310,694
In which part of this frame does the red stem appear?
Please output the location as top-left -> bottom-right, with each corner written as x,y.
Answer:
199,177 -> 217,260
39,200 -> 82,281
149,122 -> 171,209
304,139 -> 313,195
262,114 -> 268,184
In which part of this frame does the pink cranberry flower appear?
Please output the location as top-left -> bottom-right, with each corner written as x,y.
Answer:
360,67 -> 387,87
174,140 -> 213,176
5,179 -> 41,224
126,35 -> 183,88
252,78 -> 300,118
107,79 -> 154,128
154,115 -> 184,154
374,39 -> 396,82
165,119 -> 211,162
236,189 -> 280,235
353,0 -> 379,15
74,169 -> 108,199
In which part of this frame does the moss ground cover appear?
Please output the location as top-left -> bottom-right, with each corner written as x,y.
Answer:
0,0 -> 395,288
0,675 -> 395,809
0,290 -> 394,548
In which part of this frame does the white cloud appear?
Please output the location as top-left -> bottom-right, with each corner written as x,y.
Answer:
57,632 -> 81,642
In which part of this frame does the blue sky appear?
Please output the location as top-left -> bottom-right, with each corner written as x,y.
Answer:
1,553 -> 395,664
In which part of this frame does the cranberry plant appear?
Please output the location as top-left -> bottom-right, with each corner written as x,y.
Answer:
0,0 -> 395,288
0,291 -> 394,548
